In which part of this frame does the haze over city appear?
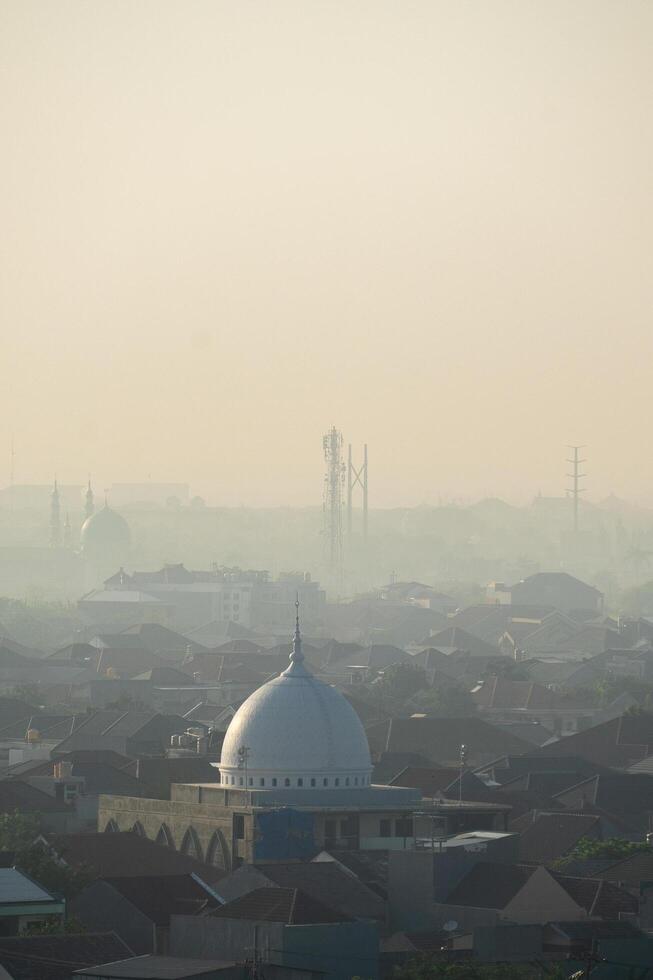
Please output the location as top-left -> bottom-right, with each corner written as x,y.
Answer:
5,4 -> 653,979
2,0 -> 653,506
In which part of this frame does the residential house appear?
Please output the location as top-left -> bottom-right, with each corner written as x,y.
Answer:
213,860 -> 385,922
171,886 -> 379,980
506,573 -> 603,617
0,868 -> 64,936
71,874 -> 222,954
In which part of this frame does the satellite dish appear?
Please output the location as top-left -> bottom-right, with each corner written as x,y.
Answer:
443,920 -> 458,933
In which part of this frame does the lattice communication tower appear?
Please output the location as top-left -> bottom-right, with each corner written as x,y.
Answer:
323,427 -> 346,571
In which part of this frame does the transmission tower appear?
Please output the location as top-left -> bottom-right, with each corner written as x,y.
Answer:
323,427 -> 345,571
566,445 -> 586,533
347,443 -> 368,541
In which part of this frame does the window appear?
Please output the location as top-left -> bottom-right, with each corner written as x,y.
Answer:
272,778 -> 277,787
284,778 -> 290,787
354,777 -> 358,786
297,778 -> 303,787
233,814 -> 245,839
380,819 -> 392,837
334,778 -> 340,787
345,778 -> 350,786
395,818 -> 414,838
248,777 -> 253,786
310,778 -> 316,787
239,777 -> 243,786
259,778 -> 265,787
323,778 -> 329,787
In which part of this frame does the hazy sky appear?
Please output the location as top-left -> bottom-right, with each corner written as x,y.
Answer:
1,1 -> 652,507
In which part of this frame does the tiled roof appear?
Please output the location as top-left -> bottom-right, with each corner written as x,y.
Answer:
517,813 -> 601,864
0,780 -> 69,813
97,874 -> 219,924
52,710 -> 187,754
368,716 -> 532,767
473,676 -> 561,710
595,851 -> 653,887
553,773 -> 653,829
389,766 -> 488,799
421,627 -> 498,658
532,715 -> 653,767
315,850 -> 389,899
446,861 -> 534,909
252,861 -> 385,920
445,860 -> 638,920
551,872 -> 638,919
210,886 -> 351,924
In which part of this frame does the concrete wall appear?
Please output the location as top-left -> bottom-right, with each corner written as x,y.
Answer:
387,851 -> 436,932
171,914 -> 284,963
281,921 -> 379,980
170,915 -> 378,980
98,794 -> 238,870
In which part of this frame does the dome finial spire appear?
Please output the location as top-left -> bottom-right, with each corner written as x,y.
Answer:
289,593 -> 304,666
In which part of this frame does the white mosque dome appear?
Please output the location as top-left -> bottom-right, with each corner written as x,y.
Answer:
219,611 -> 373,791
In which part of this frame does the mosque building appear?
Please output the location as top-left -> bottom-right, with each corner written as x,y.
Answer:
100,604 -> 426,869
49,479 -> 131,583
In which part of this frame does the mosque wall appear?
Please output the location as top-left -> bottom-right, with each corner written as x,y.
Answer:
98,794 -> 241,870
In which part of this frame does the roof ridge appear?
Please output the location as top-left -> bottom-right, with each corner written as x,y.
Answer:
588,877 -> 604,917
288,887 -> 298,924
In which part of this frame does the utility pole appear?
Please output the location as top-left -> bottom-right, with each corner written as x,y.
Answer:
566,445 -> 586,533
458,743 -> 468,803
347,442 -> 368,542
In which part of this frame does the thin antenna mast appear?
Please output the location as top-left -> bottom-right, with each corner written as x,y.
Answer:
347,442 -> 369,542
566,445 -> 587,533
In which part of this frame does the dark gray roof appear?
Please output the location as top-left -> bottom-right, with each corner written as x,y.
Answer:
367,716 -> 532,767
210,886 -> 350,924
251,861 -> 385,920
53,710 -> 188,755
0,932 -> 132,980
516,813 -> 602,864
0,780 -> 70,814
94,874 -> 219,924
447,861 -> 534,909
315,851 -> 389,899
74,956 -> 237,979
46,833 -> 225,882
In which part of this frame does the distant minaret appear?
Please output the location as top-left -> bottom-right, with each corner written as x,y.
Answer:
85,480 -> 94,521
63,512 -> 72,549
50,480 -> 61,548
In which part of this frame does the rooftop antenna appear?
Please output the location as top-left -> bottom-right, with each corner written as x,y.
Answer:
566,445 -> 587,533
